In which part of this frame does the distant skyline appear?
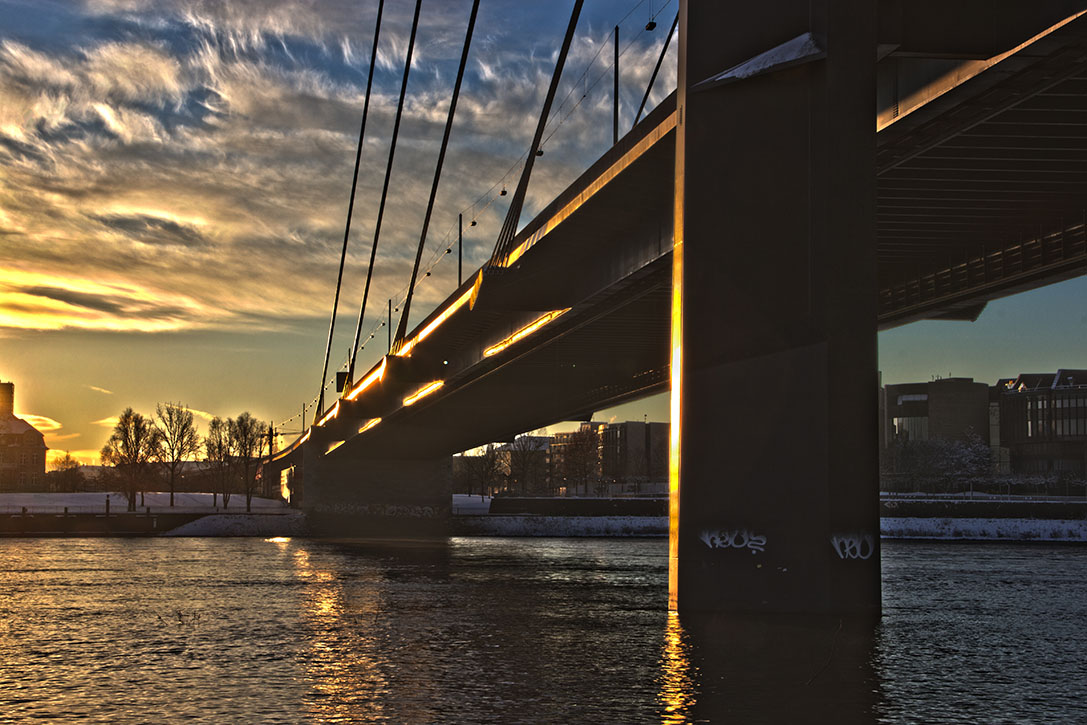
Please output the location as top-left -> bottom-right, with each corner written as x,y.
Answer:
1,0 -> 1084,465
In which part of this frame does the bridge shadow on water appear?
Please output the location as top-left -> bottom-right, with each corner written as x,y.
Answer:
664,611 -> 882,723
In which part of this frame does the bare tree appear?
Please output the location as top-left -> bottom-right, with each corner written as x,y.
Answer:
229,412 -> 268,512
507,431 -> 549,496
49,451 -> 85,492
468,444 -> 503,498
100,408 -> 160,511
154,402 -> 202,507
205,416 -> 233,508
562,426 -> 600,496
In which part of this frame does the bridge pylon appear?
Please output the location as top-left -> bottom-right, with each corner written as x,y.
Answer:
671,0 -> 880,616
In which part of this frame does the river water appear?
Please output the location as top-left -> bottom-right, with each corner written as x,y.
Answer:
0,537 -> 1084,723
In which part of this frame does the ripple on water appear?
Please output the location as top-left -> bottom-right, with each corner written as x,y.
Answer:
0,538 -> 1084,722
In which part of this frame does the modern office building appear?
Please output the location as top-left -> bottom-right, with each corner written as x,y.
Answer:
884,377 -> 990,445
884,370 -> 1087,476
998,369 -> 1087,474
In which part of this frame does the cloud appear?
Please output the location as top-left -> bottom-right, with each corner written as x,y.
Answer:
47,432 -> 81,442
0,1 -> 679,343
92,416 -> 120,428
84,42 -> 185,105
19,285 -> 190,319
87,385 -> 114,394
186,407 -> 216,422
17,413 -> 63,432
91,212 -> 209,247
0,268 -> 206,332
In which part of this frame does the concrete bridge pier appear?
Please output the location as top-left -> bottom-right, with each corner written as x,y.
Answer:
672,1 -> 880,615
300,439 -> 451,537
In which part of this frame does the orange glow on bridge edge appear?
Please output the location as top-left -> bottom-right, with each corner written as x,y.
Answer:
483,308 -> 570,357
403,381 -> 444,406
669,24 -> 685,612
316,400 -> 340,427
499,110 -> 678,268
357,417 -> 381,434
396,287 -> 474,358
279,467 -> 292,502
345,357 -> 387,401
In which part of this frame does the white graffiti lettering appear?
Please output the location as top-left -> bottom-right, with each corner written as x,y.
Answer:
830,533 -> 875,560
699,528 -> 767,554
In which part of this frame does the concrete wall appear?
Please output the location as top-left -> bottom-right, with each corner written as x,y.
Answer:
301,443 -> 451,536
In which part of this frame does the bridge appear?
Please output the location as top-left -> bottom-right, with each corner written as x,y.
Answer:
263,1 -> 1087,616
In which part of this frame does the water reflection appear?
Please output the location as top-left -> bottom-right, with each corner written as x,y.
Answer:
294,539 -> 455,723
2,538 -> 1082,722
658,611 -> 697,723
665,612 -> 881,723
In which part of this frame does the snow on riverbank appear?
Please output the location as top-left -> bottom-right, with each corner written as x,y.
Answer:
881,517 -> 1087,542
0,492 -> 287,513
453,515 -> 668,537
162,511 -> 306,537
453,515 -> 1087,541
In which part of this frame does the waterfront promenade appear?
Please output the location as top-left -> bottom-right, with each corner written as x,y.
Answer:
0,492 -> 299,537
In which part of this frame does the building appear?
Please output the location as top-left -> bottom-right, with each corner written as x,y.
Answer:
0,381 -> 48,491
884,370 -> 1087,478
598,421 -> 668,493
884,377 -> 991,445
551,421 -> 668,496
998,369 -> 1087,475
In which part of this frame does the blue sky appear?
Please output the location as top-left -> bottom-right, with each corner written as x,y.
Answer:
0,0 -> 1082,462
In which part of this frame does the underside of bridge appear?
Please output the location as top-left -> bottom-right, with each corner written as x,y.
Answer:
265,0 -> 1087,613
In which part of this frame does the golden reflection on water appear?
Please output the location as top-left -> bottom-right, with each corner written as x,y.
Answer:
288,542 -> 390,721
659,611 -> 696,723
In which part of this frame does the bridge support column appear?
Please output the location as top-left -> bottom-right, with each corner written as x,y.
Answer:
672,1 -> 879,615
301,441 -> 451,537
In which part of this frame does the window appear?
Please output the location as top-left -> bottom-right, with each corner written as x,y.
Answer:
896,393 -> 928,405
894,416 -> 929,441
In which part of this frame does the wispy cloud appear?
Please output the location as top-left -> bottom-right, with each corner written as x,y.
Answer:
47,432 -> 81,442
0,0 -> 678,348
91,416 -> 120,428
87,385 -> 114,395
187,407 -> 217,422
18,412 -> 63,432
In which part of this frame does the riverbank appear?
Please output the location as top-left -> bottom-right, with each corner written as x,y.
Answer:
0,492 -> 294,537
3,492 -> 1086,541
450,494 -> 1087,541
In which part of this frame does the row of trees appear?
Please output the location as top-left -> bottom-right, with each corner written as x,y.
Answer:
455,428 -> 603,497
99,403 -> 269,512
881,433 -> 1087,495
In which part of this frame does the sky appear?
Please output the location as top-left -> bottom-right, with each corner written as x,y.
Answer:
0,0 -> 1084,466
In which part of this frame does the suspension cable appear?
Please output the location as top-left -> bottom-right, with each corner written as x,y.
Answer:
490,0 -> 585,265
347,0 -> 423,385
633,11 -> 677,127
394,0 -> 481,346
317,0 -> 384,416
